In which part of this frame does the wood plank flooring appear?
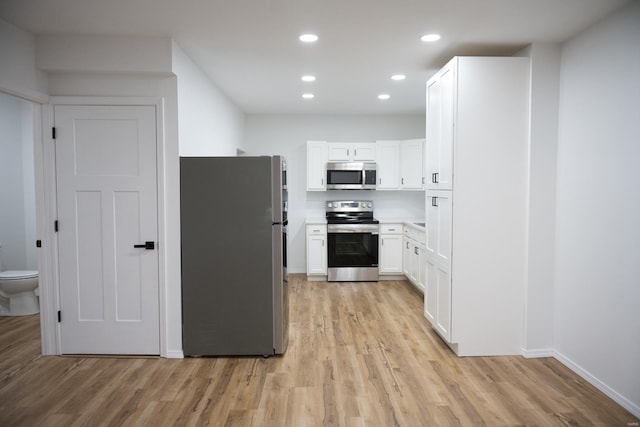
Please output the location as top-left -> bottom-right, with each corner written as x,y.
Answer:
0,275 -> 637,426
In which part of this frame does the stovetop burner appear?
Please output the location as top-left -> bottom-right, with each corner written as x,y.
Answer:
325,200 -> 377,224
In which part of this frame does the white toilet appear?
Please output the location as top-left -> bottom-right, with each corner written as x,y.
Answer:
0,243 -> 39,316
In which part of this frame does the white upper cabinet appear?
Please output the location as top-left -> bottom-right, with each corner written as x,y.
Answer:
399,139 -> 425,190
306,140 -> 327,191
307,139 -> 424,192
376,139 -> 425,190
327,142 -> 376,162
376,141 -> 400,189
426,61 -> 454,190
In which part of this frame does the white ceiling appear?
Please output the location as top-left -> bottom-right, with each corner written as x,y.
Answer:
0,0 -> 629,115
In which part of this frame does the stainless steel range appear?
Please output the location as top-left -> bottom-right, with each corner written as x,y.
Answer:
326,200 -> 379,282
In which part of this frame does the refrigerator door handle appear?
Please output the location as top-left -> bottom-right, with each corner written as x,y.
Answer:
272,223 -> 286,354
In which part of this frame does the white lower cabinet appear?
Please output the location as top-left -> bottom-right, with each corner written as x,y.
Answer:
423,257 -> 437,324
379,224 -> 403,275
306,224 -> 327,277
424,256 -> 451,342
402,225 -> 426,293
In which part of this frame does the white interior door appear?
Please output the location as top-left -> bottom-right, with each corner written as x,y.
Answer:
55,105 -> 159,355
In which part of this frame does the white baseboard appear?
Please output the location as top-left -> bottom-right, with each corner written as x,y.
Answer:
164,350 -> 184,359
554,350 -> 640,419
521,348 -> 554,358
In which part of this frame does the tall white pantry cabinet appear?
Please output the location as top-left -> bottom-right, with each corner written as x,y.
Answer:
424,56 -> 529,356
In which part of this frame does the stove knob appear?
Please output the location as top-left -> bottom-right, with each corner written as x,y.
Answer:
327,202 -> 333,208
367,202 -> 372,208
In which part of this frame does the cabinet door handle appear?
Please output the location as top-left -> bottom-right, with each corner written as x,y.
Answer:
422,177 -> 425,184
347,149 -> 350,157
401,178 -> 404,185
432,196 -> 438,207
321,178 -> 324,185
406,242 -> 410,249
414,247 -> 419,255
379,178 -> 381,184
388,228 -> 395,231
133,241 -> 155,250
354,149 -> 357,157
432,172 -> 439,183
381,238 -> 384,246
322,240 -> 324,247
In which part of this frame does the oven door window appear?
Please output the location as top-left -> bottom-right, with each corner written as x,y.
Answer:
328,232 -> 379,268
326,170 -> 363,185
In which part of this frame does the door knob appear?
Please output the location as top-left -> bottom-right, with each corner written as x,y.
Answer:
134,241 -> 155,250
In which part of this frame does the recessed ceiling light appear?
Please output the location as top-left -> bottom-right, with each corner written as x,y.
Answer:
420,34 -> 441,42
378,94 -> 391,100
301,75 -> 316,82
302,93 -> 315,99
391,74 -> 406,81
299,34 -> 318,43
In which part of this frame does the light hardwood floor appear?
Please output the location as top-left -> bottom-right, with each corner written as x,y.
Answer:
0,275 -> 637,426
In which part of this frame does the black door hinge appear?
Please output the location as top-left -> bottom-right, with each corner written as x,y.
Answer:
52,127 -> 56,139
54,220 -> 59,232
57,311 -> 61,322
36,240 -> 42,248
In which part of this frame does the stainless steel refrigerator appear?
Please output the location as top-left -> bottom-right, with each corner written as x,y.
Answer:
180,156 -> 288,356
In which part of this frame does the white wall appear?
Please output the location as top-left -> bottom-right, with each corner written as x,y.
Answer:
21,99 -> 36,269
171,41 -> 244,156
515,43 -> 561,356
0,19 -> 48,101
37,35 -> 173,75
0,93 -> 27,269
0,93 -> 36,271
554,0 -> 640,415
243,114 -> 425,273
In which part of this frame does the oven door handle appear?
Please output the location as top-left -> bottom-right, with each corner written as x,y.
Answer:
327,224 -> 380,233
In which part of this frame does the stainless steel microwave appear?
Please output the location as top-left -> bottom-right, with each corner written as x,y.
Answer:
326,162 -> 377,190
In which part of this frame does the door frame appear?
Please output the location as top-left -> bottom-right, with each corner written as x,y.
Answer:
40,96 -> 169,356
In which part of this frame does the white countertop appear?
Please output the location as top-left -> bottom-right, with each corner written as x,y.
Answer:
306,216 -> 426,231
305,218 -> 327,225
378,218 -> 426,231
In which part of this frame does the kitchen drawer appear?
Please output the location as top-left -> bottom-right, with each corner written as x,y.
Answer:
404,225 -> 426,245
306,224 -> 327,235
380,223 -> 403,234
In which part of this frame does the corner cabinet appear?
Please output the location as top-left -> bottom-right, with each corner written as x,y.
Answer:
376,139 -> 425,190
424,56 -> 529,356
307,141 -> 327,191
399,139 -> 425,190
306,224 -> 327,277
